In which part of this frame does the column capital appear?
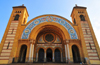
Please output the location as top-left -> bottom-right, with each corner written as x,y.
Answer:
64,39 -> 69,45
44,49 -> 46,52
29,39 -> 35,44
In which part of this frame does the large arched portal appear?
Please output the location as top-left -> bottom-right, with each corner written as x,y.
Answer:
47,48 -> 52,62
35,25 -> 65,63
18,45 -> 27,63
38,48 -> 44,62
72,45 -> 80,63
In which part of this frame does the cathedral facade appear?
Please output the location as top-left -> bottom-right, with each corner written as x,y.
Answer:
0,5 -> 100,64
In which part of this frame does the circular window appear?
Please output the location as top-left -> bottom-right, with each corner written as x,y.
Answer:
45,34 -> 54,42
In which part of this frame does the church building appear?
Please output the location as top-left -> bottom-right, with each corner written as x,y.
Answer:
0,5 -> 100,64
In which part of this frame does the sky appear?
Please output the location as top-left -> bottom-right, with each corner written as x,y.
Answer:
0,0 -> 100,47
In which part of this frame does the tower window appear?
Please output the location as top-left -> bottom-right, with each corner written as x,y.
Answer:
14,14 -> 19,20
89,43 -> 92,49
20,11 -> 21,13
11,29 -> 14,34
7,42 -> 10,49
80,15 -> 85,21
74,19 -> 76,24
15,11 -> 17,13
23,18 -> 26,24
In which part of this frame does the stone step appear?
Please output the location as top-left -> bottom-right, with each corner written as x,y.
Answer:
0,63 -> 88,65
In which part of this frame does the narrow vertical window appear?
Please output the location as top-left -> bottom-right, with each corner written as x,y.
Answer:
23,18 -> 26,24
11,29 -> 14,34
89,43 -> 92,49
80,15 -> 85,21
7,42 -> 10,49
74,19 -> 76,24
85,29 -> 88,34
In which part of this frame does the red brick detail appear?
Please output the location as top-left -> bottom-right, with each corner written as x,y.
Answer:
0,59 -> 9,60
1,52 -> 11,53
87,49 -> 96,50
4,42 -> 13,44
88,52 -> 97,54
86,46 -> 95,47
7,33 -> 16,35
12,21 -> 19,23
2,48 -> 12,50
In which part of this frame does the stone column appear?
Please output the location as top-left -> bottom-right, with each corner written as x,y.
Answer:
64,40 -> 70,63
29,39 -> 35,62
29,43 -> 32,62
65,40 -> 70,63
67,44 -> 70,60
44,50 -> 46,62
36,52 -> 38,62
53,51 -> 55,62
31,44 -> 34,62
65,44 -> 67,62
61,52 -> 63,62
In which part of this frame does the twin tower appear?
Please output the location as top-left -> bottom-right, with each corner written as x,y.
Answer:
0,5 -> 100,64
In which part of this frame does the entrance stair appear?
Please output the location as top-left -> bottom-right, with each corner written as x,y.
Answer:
0,63 -> 97,65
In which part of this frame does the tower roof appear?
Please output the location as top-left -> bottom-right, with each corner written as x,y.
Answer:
71,5 -> 87,16
73,5 -> 86,9
13,4 -> 26,8
12,4 -> 29,16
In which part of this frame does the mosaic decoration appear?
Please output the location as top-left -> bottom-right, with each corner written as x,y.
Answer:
21,16 -> 78,39
57,37 -> 60,42
39,36 -> 42,41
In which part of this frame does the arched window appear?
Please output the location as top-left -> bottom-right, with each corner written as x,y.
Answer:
55,49 -> 61,62
80,15 -> 85,21
74,19 -> 76,24
18,45 -> 27,62
14,14 -> 19,20
38,48 -> 44,62
72,45 -> 81,63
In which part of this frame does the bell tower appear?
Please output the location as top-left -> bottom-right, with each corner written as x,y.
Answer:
71,5 -> 100,64
12,4 -> 29,24
0,5 -> 29,64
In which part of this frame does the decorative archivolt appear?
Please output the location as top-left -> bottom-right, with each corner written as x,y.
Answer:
21,15 -> 78,39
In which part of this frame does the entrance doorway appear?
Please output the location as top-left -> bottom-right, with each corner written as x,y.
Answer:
55,49 -> 61,62
19,45 -> 27,63
47,48 -> 52,62
38,48 -> 44,62
72,45 -> 80,63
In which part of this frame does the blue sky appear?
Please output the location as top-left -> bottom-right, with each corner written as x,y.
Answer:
0,0 -> 100,47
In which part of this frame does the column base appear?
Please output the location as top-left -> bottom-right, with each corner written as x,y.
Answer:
53,59 -> 55,62
44,58 -> 46,62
